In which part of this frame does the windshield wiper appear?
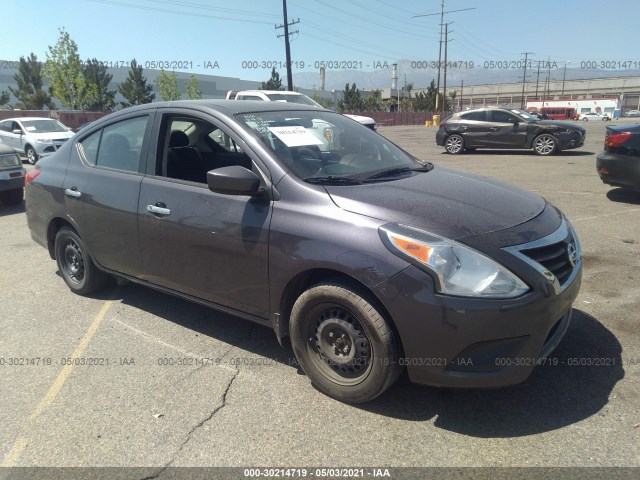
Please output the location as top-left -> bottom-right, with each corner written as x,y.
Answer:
364,165 -> 432,181
304,176 -> 362,185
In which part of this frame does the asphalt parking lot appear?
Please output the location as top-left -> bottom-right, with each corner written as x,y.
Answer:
0,118 -> 638,477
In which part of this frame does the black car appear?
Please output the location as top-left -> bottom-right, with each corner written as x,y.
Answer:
25,101 -> 582,403
596,123 -> 640,190
436,107 -> 585,155
0,143 -> 25,206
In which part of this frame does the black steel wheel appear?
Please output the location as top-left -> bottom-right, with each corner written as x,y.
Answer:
533,134 -> 557,156
54,227 -> 108,295
444,134 -> 464,154
26,146 -> 38,165
290,282 -> 402,403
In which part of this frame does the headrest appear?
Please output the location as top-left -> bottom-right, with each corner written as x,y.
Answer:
169,130 -> 189,148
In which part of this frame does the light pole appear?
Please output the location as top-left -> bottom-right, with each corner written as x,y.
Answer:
561,61 -> 571,99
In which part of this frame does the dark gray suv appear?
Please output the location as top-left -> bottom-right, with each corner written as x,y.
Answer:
25,101 -> 582,403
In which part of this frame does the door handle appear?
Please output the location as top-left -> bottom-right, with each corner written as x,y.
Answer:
147,203 -> 171,216
64,187 -> 82,198
489,127 -> 499,131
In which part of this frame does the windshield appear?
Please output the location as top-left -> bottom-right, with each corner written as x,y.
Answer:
264,93 -> 322,107
237,110 -> 427,183
21,119 -> 69,133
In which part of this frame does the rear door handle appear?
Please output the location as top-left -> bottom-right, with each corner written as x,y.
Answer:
147,203 -> 171,216
489,127 -> 499,131
64,187 -> 82,198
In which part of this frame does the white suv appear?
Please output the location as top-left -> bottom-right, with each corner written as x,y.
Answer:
226,90 -> 377,130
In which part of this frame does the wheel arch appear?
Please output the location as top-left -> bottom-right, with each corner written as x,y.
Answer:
46,217 -> 75,259
276,268 -> 405,358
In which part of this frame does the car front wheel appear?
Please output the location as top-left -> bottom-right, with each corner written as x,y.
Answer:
533,134 -> 557,155
25,146 -> 38,165
289,282 -> 402,403
54,227 -> 108,295
444,134 -> 464,154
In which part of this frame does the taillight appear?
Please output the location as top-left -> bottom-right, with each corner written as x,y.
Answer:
605,132 -> 632,148
25,169 -> 41,187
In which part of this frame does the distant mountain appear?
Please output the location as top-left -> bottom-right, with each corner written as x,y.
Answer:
293,59 -> 640,91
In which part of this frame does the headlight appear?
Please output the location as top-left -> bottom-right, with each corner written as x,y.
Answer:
380,223 -> 529,298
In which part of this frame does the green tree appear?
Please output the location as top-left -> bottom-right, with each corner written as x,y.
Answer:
44,28 -> 95,109
156,69 -> 181,101
82,58 -> 116,111
413,79 -> 438,111
185,74 -> 203,100
118,59 -> 155,108
8,53 -> 55,110
0,90 -> 9,107
311,91 -> 334,109
448,90 -> 457,111
363,90 -> 384,112
337,83 -> 364,112
261,67 -> 282,90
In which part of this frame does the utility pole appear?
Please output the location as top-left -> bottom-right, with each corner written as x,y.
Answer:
275,0 -> 299,91
520,52 -> 533,109
535,60 -> 541,100
443,23 -> 452,112
412,2 -> 475,113
459,80 -> 464,111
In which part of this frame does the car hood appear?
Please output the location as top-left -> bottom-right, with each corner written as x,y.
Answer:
26,131 -> 73,140
343,114 -> 376,125
325,167 -> 547,240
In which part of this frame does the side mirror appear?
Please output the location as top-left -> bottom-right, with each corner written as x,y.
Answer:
12,129 -> 22,135
207,165 -> 263,196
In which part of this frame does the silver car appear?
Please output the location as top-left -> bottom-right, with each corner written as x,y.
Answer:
0,117 -> 74,164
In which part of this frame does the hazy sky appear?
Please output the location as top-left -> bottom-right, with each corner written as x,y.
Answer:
3,0 -> 638,82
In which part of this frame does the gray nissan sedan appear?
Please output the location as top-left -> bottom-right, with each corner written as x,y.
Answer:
25,100 -> 582,403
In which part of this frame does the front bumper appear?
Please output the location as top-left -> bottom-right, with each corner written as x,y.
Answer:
373,213 -> 582,389
596,151 -> 640,190
556,129 -> 585,150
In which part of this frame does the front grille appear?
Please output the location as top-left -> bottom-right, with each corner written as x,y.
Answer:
520,240 -> 574,285
503,217 -> 581,294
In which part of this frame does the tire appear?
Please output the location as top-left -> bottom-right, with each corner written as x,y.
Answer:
289,282 -> 402,403
533,134 -> 557,156
54,227 -> 108,295
444,134 -> 464,154
1,188 -> 23,206
25,146 -> 38,165
581,117 -> 588,122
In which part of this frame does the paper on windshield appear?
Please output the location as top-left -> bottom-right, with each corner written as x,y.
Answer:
268,126 -> 323,147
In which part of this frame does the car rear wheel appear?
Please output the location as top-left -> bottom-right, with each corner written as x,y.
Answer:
533,134 -> 557,155
289,282 -> 402,403
54,227 -> 108,295
581,117 -> 588,122
1,188 -> 23,206
25,146 -> 38,165
444,134 -> 464,154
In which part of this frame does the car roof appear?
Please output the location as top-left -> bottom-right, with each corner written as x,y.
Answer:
239,90 -> 303,95
115,99 -> 324,115
2,117 -> 62,122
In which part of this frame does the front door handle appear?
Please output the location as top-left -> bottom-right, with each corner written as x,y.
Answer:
489,127 -> 499,131
147,203 -> 171,216
64,187 -> 82,198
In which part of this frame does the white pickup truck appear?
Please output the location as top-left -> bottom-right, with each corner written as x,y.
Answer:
225,90 -> 377,130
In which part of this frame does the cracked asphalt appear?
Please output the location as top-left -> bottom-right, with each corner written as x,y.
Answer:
0,119 -> 638,477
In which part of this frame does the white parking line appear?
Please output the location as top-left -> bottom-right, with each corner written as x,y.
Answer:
573,208 -> 640,222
